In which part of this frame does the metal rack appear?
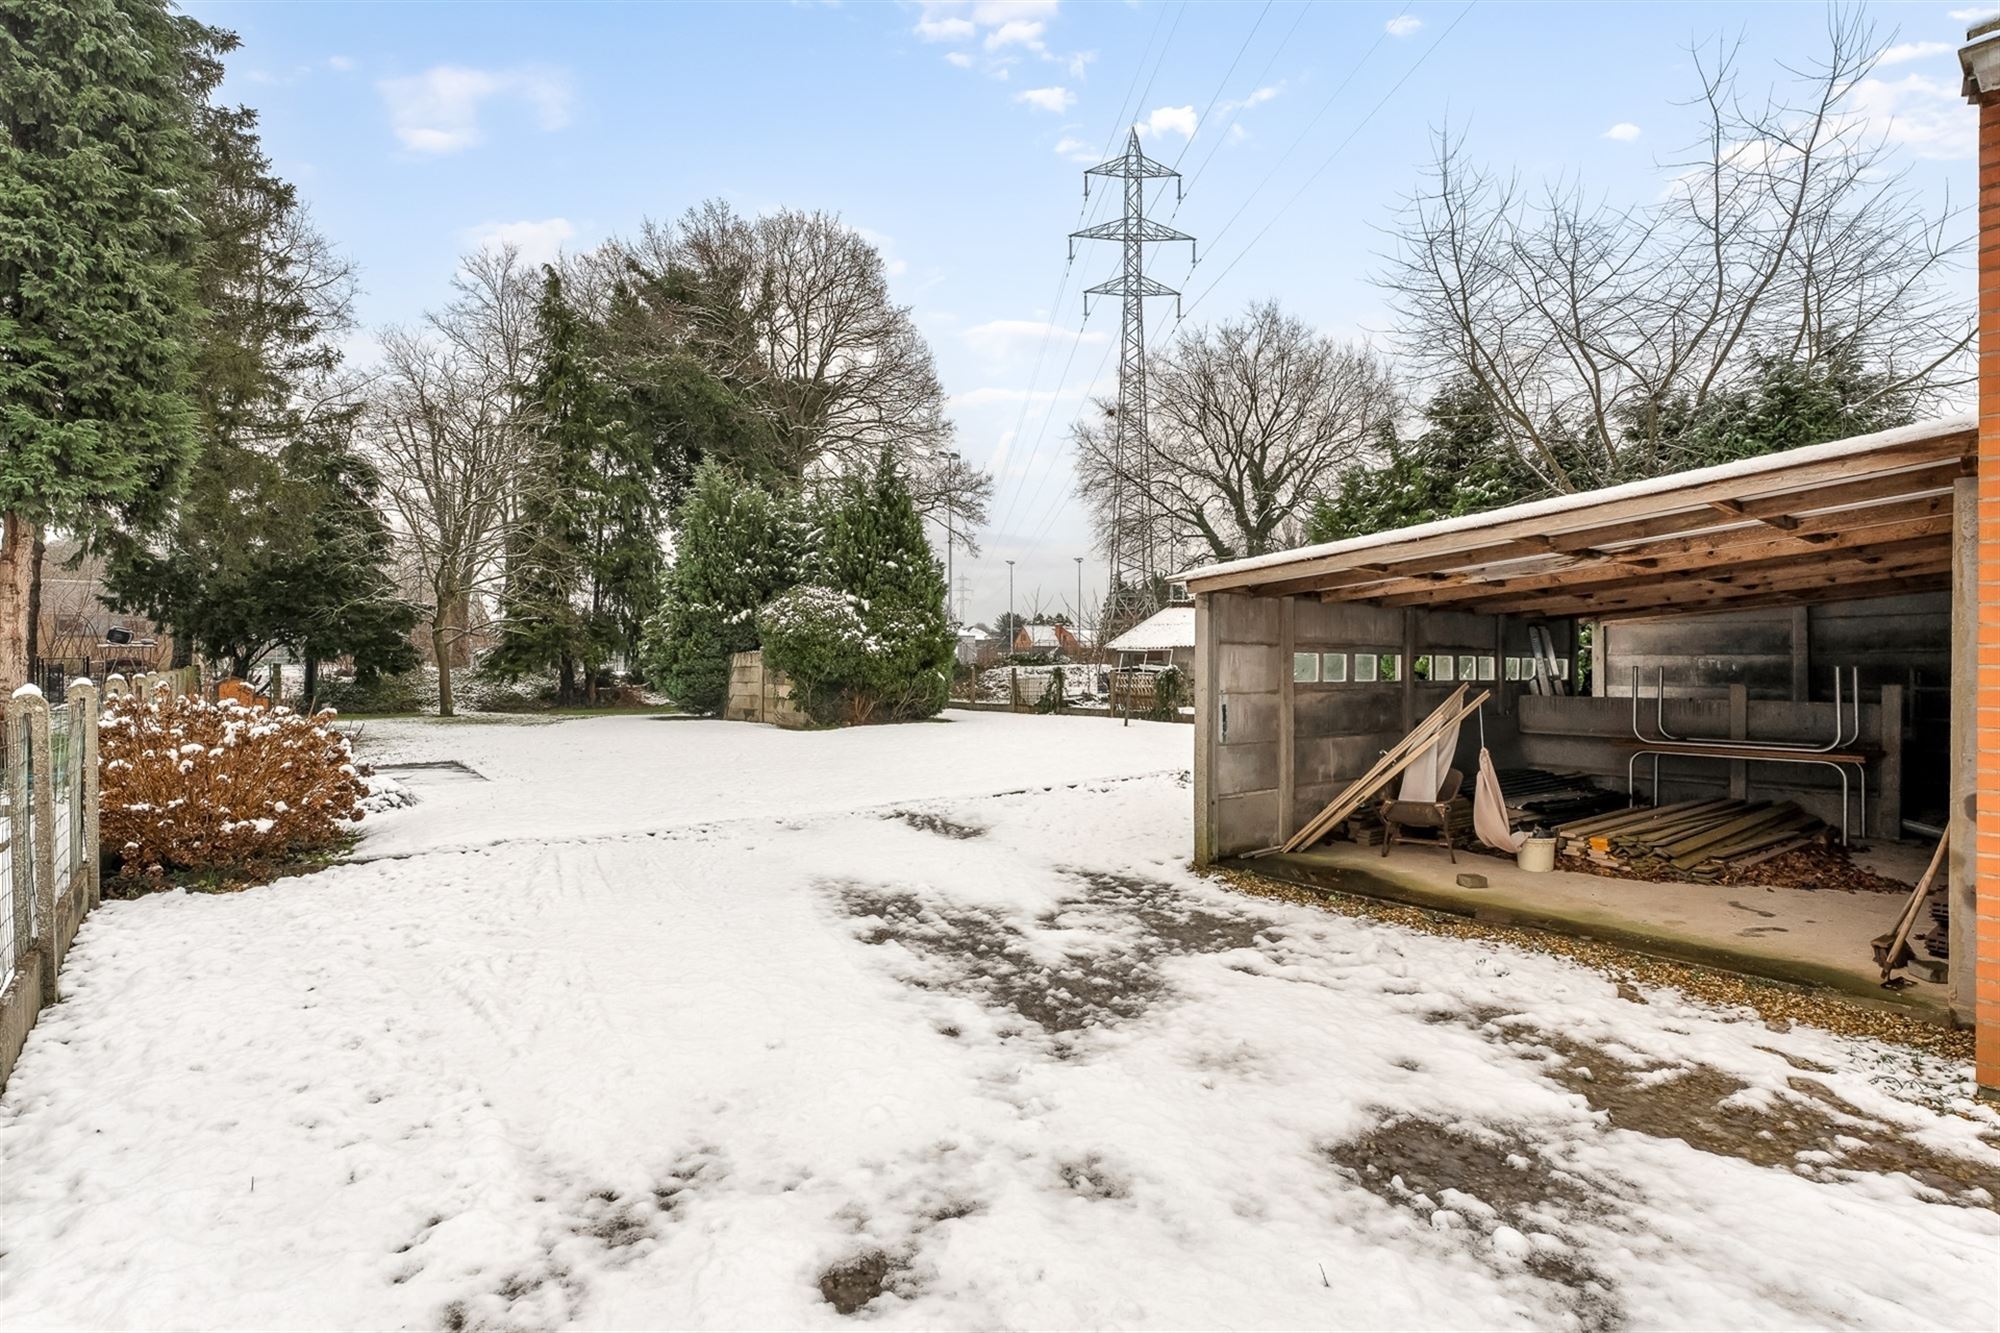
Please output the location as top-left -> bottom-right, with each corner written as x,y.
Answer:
1623,666 -> 1870,843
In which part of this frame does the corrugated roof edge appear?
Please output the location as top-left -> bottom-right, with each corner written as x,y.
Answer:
1176,412 -> 1975,588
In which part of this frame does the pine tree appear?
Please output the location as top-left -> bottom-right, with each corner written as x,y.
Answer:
0,0 -> 229,683
793,447 -> 954,722
639,462 -> 802,713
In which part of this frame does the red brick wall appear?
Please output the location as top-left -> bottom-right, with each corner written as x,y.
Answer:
1977,98 -> 2000,1091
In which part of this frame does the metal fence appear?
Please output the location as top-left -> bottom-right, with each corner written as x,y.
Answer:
2,681 -> 100,1023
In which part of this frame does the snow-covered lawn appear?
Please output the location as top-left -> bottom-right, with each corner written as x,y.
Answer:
2,711 -> 1997,1331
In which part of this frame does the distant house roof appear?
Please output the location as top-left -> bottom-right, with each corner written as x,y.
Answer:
1017,623 -> 1075,649
1105,605 -> 1196,653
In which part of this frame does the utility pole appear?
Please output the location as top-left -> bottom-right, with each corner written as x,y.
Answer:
1071,128 -> 1195,635
1074,557 -> 1085,648
1006,559 -> 1016,653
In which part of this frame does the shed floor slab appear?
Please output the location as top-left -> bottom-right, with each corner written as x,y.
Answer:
1233,840 -> 1950,1020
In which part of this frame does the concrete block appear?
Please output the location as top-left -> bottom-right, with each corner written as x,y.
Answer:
1216,791 -> 1281,857
1220,692 -> 1279,746
1218,741 -> 1279,796
1215,592 -> 1280,644
1220,644 -> 1280,694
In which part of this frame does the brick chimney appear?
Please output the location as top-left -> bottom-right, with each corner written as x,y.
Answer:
1960,20 -> 2000,1096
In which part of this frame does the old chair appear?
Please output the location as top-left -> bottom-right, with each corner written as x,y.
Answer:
1379,767 -> 1464,862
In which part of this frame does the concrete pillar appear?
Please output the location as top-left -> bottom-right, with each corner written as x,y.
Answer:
1952,476 -> 1978,1023
1789,607 -> 1812,701
1193,593 -> 1217,868
1727,684 -> 1749,801
1278,597 -> 1296,844
1877,684 -> 1904,841
1958,21 -> 2000,1095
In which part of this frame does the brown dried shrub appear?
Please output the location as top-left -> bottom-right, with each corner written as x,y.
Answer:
101,695 -> 369,887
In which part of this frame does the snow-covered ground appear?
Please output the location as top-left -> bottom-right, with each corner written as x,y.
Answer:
2,710 -> 1997,1331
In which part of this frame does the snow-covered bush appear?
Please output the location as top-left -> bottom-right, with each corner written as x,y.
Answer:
757,585 -> 879,725
100,695 -> 370,888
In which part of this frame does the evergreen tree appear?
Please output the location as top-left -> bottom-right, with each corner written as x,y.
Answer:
1638,346 -> 1917,476
1307,381 -> 1545,542
638,462 -> 802,713
776,447 -> 954,723
0,0 -> 229,682
99,57 -> 402,688
487,269 -> 612,701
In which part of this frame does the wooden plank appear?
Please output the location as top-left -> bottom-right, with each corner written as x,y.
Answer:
1277,687 -> 1482,854
1190,431 -> 1971,595
1876,829 -> 1949,982
1948,476 -> 1975,1016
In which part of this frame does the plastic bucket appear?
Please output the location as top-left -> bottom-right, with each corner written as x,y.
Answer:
1517,836 -> 1557,873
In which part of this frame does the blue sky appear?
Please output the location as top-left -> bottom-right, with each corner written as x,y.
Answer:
189,0 -> 1981,628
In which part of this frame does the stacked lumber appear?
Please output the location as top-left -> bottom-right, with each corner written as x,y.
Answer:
1554,799 -> 1828,883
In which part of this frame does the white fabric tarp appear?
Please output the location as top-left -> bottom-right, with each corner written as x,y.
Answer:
1474,747 -> 1528,853
1396,710 -> 1463,803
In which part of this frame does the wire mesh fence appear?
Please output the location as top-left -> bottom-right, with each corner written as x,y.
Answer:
2,684 -> 99,1006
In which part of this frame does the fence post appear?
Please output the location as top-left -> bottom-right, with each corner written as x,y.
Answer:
7,690 -> 59,1004
67,678 -> 100,909
6,693 -> 29,978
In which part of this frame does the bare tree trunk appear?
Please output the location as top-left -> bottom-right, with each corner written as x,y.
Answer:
0,514 -> 38,688
23,531 -> 44,665
302,653 -> 319,713
433,620 -> 456,717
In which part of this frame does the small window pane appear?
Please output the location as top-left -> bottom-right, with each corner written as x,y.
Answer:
1455,654 -> 1476,682
1354,653 -> 1377,683
1432,654 -> 1454,682
1505,656 -> 1522,681
1556,658 -> 1570,679
1379,654 -> 1402,682
1478,655 -> 1497,681
1292,652 -> 1319,683
1322,652 -> 1348,683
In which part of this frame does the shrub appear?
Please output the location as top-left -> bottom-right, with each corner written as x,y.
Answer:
1147,666 -> 1188,721
100,695 -> 370,888
757,585 -> 878,725
1033,664 -> 1068,714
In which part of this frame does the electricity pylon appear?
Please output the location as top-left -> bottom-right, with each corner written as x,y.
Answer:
1070,128 -> 1195,632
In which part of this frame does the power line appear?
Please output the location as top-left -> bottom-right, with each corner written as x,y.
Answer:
1178,1 -> 1477,326
989,0 -> 1187,544
1174,0 -> 1309,207
1194,3 -> 1409,267
1170,0 -> 1273,173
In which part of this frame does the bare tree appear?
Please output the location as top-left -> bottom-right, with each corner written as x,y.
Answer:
364,324 -> 525,716
620,203 -> 976,519
1382,10 -> 1972,491
1074,301 -> 1399,565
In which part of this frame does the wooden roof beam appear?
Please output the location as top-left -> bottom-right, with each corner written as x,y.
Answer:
1241,465 -> 1965,600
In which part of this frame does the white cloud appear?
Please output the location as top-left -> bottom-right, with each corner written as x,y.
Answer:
1602,122 -> 1642,141
963,319 -> 1107,356
327,55 -> 355,72
1386,15 -> 1423,37
1949,8 -> 1999,20
1053,135 -> 1098,163
378,65 -> 572,155
1136,105 -> 1197,140
1850,72 -> 1974,159
944,51 -> 974,67
1877,41 -> 1952,66
1016,85 -> 1074,112
986,19 -> 1046,51
463,217 -> 576,266
915,16 -> 978,41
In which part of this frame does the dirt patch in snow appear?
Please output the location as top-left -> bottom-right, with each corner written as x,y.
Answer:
839,872 -> 1274,1040
887,810 -> 987,840
818,1249 -> 913,1315
1516,1030 -> 2000,1209
1323,1115 -> 1624,1331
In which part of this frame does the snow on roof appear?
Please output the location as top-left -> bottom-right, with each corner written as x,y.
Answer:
1019,624 -> 1071,647
1176,413 -> 1975,589
1105,605 -> 1196,652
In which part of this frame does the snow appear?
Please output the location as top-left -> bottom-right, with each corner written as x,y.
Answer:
2,711 -> 1997,1330
1104,605 -> 1196,653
